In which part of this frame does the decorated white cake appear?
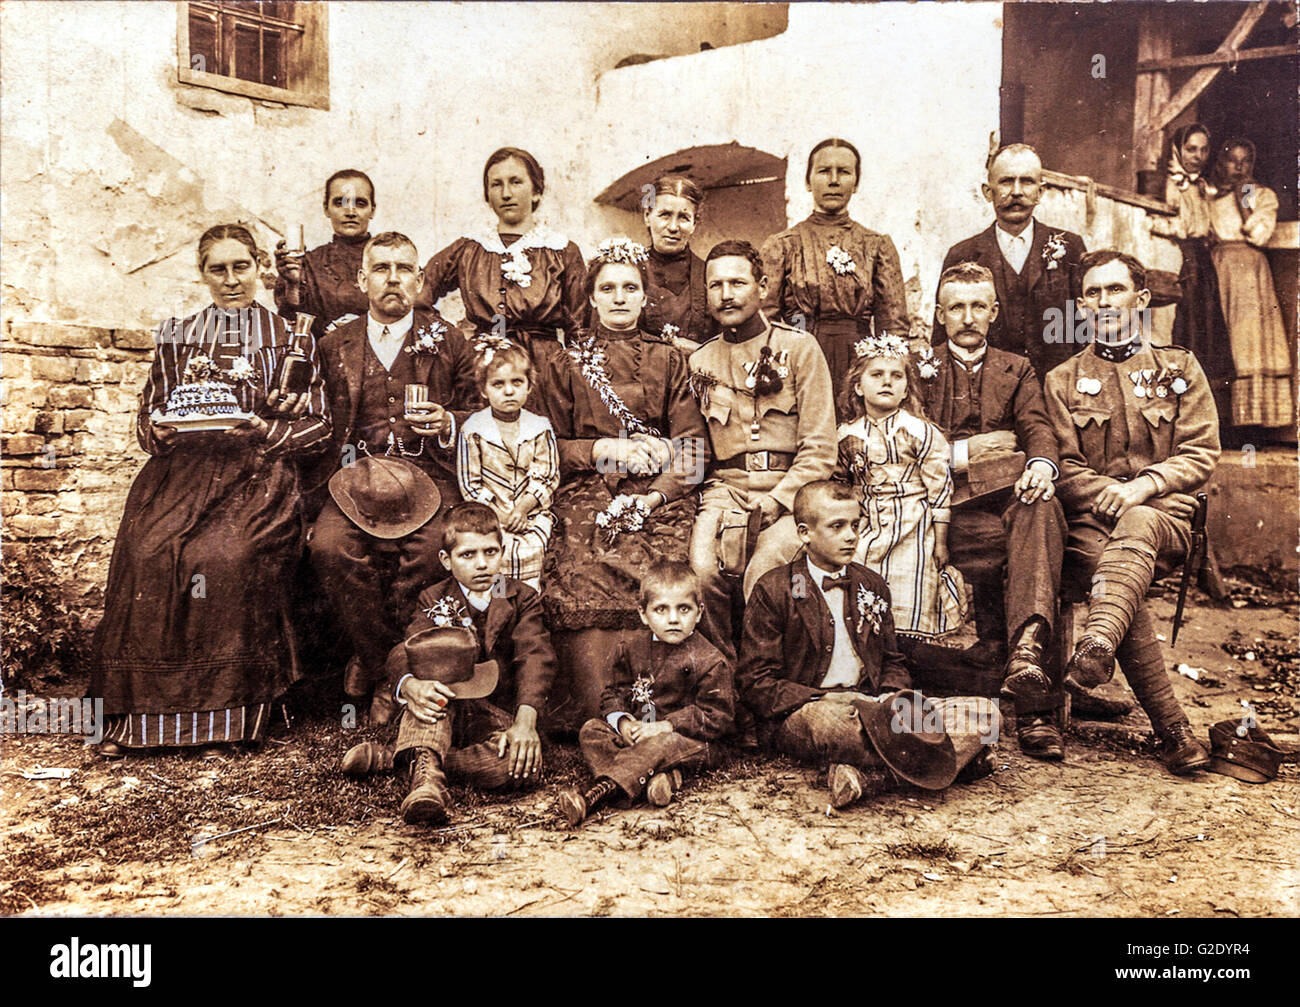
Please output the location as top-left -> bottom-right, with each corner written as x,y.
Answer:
163,380 -> 242,417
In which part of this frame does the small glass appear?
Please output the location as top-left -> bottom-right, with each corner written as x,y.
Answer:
404,383 -> 431,414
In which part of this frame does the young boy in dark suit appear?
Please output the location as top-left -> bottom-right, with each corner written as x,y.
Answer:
557,561 -> 734,826
340,501 -> 556,825
739,480 -> 1000,808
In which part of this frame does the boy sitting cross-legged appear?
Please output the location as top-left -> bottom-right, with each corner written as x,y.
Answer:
738,480 -> 1001,808
340,501 -> 556,826
557,561 -> 735,826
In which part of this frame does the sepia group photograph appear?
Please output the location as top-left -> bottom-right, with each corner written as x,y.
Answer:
1,0 -> 1295,953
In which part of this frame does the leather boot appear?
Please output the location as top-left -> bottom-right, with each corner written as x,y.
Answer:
1065,635 -> 1117,690
400,747 -> 450,825
1003,617 -> 1052,703
1017,713 -> 1065,761
828,763 -> 897,808
1160,723 -> 1211,776
556,777 -> 619,827
646,769 -> 683,807
341,741 -> 394,777
1065,678 -> 1135,720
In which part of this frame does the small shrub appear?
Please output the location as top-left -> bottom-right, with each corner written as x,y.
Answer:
1,549 -> 87,687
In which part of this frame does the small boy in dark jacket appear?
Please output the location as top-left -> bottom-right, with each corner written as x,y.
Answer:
557,561 -> 734,826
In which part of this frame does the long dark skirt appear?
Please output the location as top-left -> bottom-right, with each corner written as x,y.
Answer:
541,472 -> 697,632
1172,237 -> 1232,384
89,442 -> 306,741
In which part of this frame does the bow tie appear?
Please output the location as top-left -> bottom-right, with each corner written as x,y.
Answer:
822,576 -> 851,592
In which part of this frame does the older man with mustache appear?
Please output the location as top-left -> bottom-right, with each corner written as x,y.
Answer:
308,231 -> 481,720
935,144 -> 1086,384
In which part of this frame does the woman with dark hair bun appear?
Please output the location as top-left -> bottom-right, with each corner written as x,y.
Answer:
534,238 -> 714,727
89,224 -> 331,757
419,146 -> 585,371
760,137 -> 908,415
640,173 -> 715,354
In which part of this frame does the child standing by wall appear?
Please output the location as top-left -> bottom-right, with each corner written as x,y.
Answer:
457,340 -> 559,590
835,335 -> 967,641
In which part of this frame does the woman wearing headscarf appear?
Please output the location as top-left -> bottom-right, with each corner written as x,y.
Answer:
90,224 -> 331,755
1207,137 -> 1294,436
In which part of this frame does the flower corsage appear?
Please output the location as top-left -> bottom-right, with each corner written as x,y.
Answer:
422,596 -> 475,629
1043,232 -> 1068,271
856,585 -> 889,635
406,321 -> 448,356
826,244 -> 857,276
594,494 -> 650,545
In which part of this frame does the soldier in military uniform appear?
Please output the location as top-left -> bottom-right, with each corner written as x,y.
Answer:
1044,250 -> 1218,775
688,240 -> 838,661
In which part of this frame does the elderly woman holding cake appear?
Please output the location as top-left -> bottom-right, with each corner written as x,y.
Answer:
88,223 -> 330,756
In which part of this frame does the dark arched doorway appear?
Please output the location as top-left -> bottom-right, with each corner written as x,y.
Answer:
594,143 -> 788,254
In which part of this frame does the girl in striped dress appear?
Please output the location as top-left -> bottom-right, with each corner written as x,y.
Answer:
834,335 -> 967,640
457,340 -> 559,589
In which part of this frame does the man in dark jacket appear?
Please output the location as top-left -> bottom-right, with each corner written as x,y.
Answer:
917,261 -> 1078,759
739,481 -> 999,808
935,144 -> 1086,382
308,232 -> 480,715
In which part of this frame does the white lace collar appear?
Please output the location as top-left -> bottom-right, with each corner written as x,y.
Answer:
466,222 -> 569,254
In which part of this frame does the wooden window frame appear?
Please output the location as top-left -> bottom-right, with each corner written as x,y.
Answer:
177,2 -> 329,110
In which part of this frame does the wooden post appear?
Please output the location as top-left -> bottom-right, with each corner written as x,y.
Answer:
1133,9 -> 1172,175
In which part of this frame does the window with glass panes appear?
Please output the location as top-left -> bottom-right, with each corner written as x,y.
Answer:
187,2 -> 302,89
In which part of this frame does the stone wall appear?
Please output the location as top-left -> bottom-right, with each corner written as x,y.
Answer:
2,321 -> 153,611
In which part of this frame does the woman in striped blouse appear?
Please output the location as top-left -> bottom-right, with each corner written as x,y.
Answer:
89,224 -> 331,756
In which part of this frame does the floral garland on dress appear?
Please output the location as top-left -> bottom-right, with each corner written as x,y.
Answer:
567,335 -> 662,439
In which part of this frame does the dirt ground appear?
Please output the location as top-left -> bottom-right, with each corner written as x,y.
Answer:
3,585 -> 1296,918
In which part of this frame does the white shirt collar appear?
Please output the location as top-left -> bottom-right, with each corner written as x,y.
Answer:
367,311 -> 414,341
463,588 -> 491,612
995,219 -> 1034,246
947,340 -> 988,370
807,556 -> 846,582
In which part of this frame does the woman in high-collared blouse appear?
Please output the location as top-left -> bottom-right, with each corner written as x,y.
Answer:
761,137 -> 908,415
419,146 -> 585,374
90,224 -> 330,756
639,174 -> 716,354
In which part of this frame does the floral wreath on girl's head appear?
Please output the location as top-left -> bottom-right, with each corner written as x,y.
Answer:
594,237 -> 649,266
852,332 -> 911,362
473,333 -> 515,365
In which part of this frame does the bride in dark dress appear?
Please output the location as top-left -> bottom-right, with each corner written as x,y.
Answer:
533,238 -> 714,726
89,224 -> 330,756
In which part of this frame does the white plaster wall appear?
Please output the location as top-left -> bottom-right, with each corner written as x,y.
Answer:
588,2 -> 1007,330
0,1 -> 792,329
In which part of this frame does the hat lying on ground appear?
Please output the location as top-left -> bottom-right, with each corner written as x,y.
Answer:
329,456 -> 441,539
387,626 -> 498,700
1207,719 -> 1291,784
858,689 -> 959,791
